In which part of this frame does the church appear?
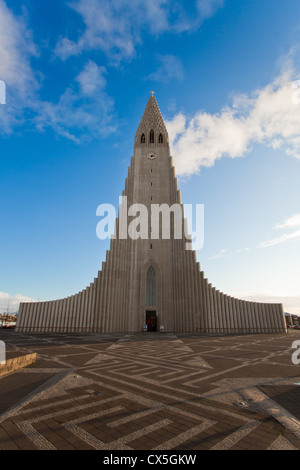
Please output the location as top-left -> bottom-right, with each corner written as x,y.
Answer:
16,95 -> 287,335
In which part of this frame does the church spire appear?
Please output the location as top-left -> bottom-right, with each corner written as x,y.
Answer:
134,95 -> 169,147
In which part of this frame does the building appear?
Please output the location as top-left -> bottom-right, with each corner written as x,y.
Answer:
16,96 -> 287,334
285,312 -> 300,328
0,313 -> 17,328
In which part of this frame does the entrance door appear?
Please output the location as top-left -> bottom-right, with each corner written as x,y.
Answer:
146,311 -> 157,332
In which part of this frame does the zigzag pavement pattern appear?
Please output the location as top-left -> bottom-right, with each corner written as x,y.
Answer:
0,331 -> 299,450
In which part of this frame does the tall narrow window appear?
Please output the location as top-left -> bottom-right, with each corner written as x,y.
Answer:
141,133 -> 145,143
150,129 -> 154,143
158,133 -> 163,143
146,266 -> 156,306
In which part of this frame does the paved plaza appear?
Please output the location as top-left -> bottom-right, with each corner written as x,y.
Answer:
0,329 -> 299,450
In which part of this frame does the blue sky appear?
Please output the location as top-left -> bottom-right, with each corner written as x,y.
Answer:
0,0 -> 299,315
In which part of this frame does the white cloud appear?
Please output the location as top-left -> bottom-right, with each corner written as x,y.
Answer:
0,0 -> 224,140
34,61 -> 115,142
259,230 -> 300,248
209,245 -> 250,259
274,213 -> 300,230
197,0 -> 224,19
209,248 -> 230,260
0,1 -> 38,94
259,213 -> 300,248
0,292 -> 36,314
55,0 -> 225,63
0,3 -> 115,140
0,0 -> 39,132
166,68 -> 300,176
146,54 -> 184,83
55,0 -> 169,63
76,60 -> 107,95
235,247 -> 249,254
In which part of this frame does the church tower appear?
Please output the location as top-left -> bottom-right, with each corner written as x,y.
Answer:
16,95 -> 287,335
93,94 -> 195,333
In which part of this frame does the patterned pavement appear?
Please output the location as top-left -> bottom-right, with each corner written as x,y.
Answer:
0,330 -> 300,450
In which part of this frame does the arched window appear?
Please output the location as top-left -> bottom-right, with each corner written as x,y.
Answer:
141,133 -> 145,143
158,133 -> 163,143
149,129 -> 154,143
146,266 -> 156,306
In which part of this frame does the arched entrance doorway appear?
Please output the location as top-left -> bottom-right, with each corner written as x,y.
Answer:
146,311 -> 157,332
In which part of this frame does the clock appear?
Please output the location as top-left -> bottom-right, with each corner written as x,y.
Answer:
147,152 -> 157,160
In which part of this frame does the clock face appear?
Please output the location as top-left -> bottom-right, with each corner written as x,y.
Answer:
147,152 -> 157,160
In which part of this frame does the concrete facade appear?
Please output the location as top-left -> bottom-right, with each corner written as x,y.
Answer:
16,96 -> 287,334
